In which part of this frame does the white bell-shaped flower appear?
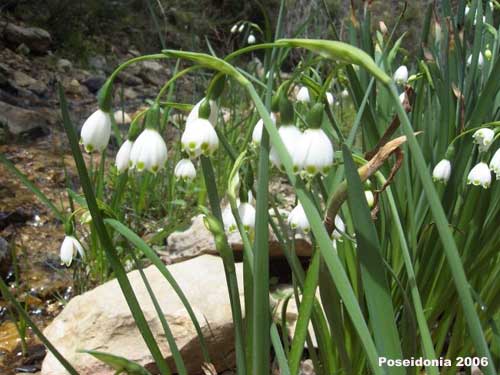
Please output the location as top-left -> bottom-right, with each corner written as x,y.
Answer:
393,65 -> 409,85
269,125 -> 302,169
288,203 -> 310,234
467,162 -> 492,188
181,118 -> 219,158
247,34 -> 256,44
174,158 -> 196,181
432,159 -> 452,183
467,52 -> 484,68
252,112 -> 276,146
489,148 -> 500,180
130,129 -> 168,173
326,92 -> 334,106
293,128 -> 334,177
341,89 -> 349,98
115,139 -> 134,173
186,98 -> 218,127
80,109 -> 112,153
222,206 -> 237,233
230,24 -> 238,33
473,128 -> 494,152
365,191 -> 375,208
332,215 -> 345,240
238,202 -> 256,231
238,24 -> 245,32
60,235 -> 84,267
296,86 -> 310,103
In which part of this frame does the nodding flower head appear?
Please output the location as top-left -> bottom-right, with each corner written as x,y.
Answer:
115,139 -> 134,173
432,159 -> 452,183
270,124 -> 302,170
181,118 -> 219,158
293,128 -> 334,178
230,24 -> 238,33
489,148 -> 500,180
186,98 -> 218,127
467,162 -> 492,189
174,158 -> 197,181
296,86 -> 310,103
365,190 -> 375,208
60,235 -> 84,267
288,203 -> 310,234
238,202 -> 256,231
252,112 -> 276,146
393,65 -> 409,85
129,129 -> 168,173
247,34 -> 256,44
472,128 -> 494,152
326,92 -> 335,106
80,109 -> 112,153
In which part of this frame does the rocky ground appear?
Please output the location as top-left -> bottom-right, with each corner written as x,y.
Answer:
0,15 -> 186,374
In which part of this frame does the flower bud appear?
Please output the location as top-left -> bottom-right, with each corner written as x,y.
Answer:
485,49 -> 492,61
365,191 -> 375,208
379,21 -> 388,35
332,215 -> 345,240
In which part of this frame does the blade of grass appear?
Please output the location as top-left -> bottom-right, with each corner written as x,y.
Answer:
342,145 -> 404,374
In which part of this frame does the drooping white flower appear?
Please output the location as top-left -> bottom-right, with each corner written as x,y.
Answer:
394,65 -> 409,85
222,206 -> 237,233
174,158 -> 196,181
252,112 -> 276,146
181,118 -> 219,157
238,202 -> 256,231
399,92 -> 406,104
332,215 -> 345,240
473,128 -> 494,152
80,109 -> 112,153
60,235 -> 84,267
489,148 -> 500,179
467,52 -> 484,68
296,86 -> 310,103
247,34 -> 256,44
129,129 -> 168,173
238,23 -> 245,32
465,5 -> 470,15
186,98 -> 218,127
113,110 -> 132,125
365,191 -> 375,208
293,128 -> 334,177
288,203 -> 310,233
432,159 -> 452,183
230,24 -> 238,33
341,89 -> 349,98
269,125 -> 302,169
467,162 -> 492,188
115,139 -> 134,173
326,92 -> 334,106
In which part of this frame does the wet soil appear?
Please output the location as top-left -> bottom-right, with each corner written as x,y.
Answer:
0,132 -> 76,374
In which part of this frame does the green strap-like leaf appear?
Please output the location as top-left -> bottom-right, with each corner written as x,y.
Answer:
80,350 -> 152,375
